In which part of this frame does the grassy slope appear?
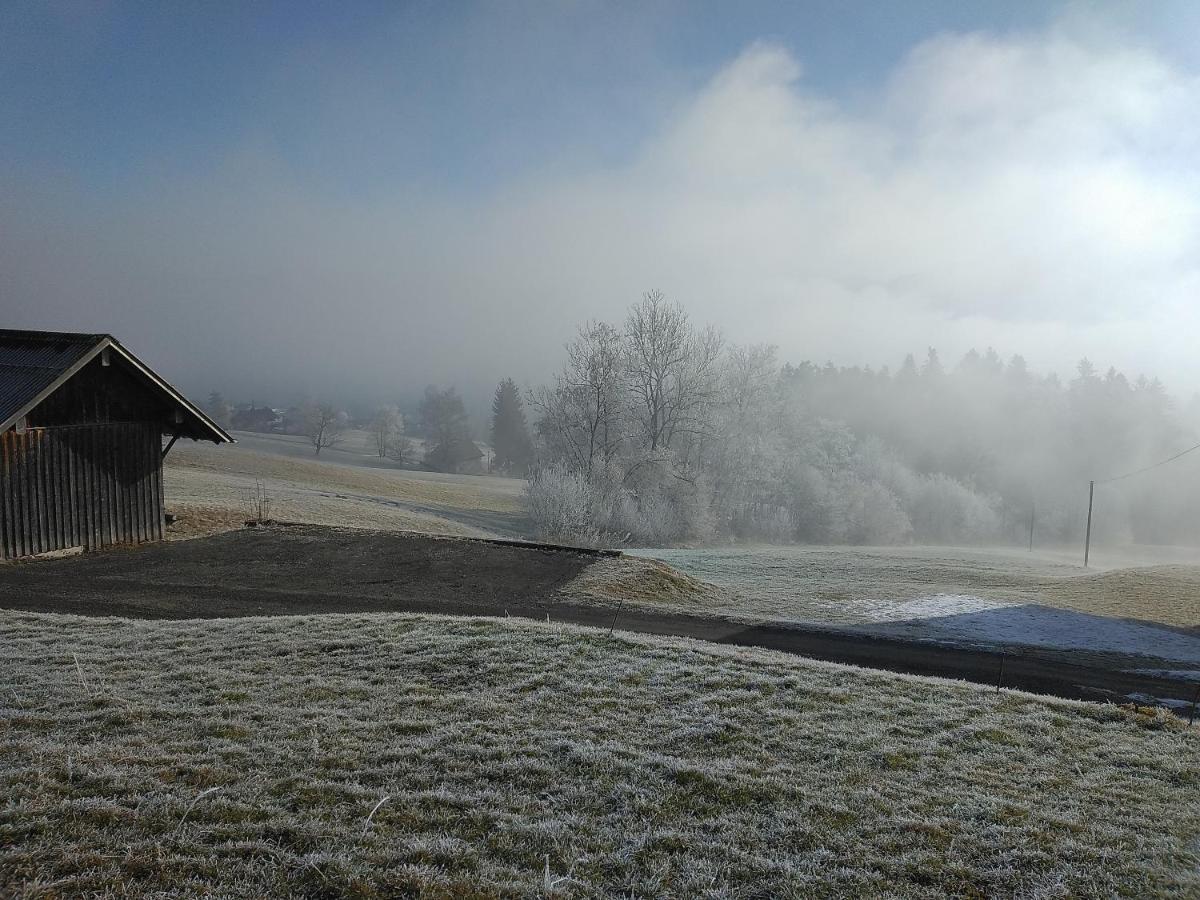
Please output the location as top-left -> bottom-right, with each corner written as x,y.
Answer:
2,612 -> 1197,898
164,442 -> 526,541
634,546 -> 1200,629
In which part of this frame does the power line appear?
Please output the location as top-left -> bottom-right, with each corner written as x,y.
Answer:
1094,440 -> 1200,484
1082,437 -> 1200,567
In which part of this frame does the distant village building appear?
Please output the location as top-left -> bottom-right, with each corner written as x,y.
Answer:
424,436 -> 485,474
0,330 -> 232,559
231,404 -> 282,433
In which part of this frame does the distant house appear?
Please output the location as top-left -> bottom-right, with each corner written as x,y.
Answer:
231,404 -> 281,433
0,330 -> 232,559
424,436 -> 484,474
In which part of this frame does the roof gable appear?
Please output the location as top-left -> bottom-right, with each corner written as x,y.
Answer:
0,331 -> 102,429
0,330 -> 232,443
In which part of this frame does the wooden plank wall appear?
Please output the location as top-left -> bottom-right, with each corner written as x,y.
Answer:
0,423 -> 163,560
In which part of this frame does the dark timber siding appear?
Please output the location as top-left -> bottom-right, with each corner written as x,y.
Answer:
0,423 -> 163,560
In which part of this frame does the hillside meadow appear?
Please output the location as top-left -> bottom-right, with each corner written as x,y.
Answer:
163,439 -> 527,540
2,611 -> 1197,898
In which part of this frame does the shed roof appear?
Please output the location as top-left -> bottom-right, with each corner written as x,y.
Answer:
0,329 -> 233,443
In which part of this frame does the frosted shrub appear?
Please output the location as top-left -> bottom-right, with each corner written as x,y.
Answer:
782,464 -> 835,542
621,457 -> 716,545
585,457 -> 633,535
853,437 -> 920,504
525,466 -> 599,546
753,506 -> 795,543
526,455 -> 720,547
724,501 -> 795,543
629,489 -> 677,545
843,480 -> 912,545
525,458 -> 719,547
601,490 -> 642,543
908,474 -> 1000,543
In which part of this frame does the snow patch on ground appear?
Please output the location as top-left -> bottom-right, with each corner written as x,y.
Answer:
852,594 -> 1200,663
848,593 -> 1008,621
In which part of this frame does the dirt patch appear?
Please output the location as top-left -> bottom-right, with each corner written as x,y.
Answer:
0,525 -> 594,619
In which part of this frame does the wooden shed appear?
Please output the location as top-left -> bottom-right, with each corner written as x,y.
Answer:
0,330 -> 232,559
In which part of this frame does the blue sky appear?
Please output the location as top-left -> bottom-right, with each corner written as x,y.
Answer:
2,2 -> 1199,404
0,1 -> 1068,194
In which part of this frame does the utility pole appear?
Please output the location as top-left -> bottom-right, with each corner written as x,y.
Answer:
1083,480 -> 1095,567
1028,502 -> 1035,553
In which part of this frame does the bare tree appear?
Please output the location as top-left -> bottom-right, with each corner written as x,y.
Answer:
302,402 -> 345,456
530,320 -> 623,477
710,343 -> 782,517
623,290 -> 722,454
388,431 -> 412,464
370,405 -> 407,461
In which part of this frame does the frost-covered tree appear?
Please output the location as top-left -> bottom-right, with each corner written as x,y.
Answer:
623,291 -> 722,455
530,321 -> 624,477
526,297 -> 1197,548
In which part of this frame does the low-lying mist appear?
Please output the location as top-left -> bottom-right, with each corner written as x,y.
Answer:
521,292 -> 1200,551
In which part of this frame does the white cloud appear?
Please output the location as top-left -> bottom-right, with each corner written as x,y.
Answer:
482,28 -> 1200,383
4,22 -> 1199,400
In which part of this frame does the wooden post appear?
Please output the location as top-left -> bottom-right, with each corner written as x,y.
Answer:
607,595 -> 626,638
1083,480 -> 1095,567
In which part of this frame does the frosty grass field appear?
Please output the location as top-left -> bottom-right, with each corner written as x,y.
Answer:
2,611 -> 1198,898
164,436 -> 528,542
632,546 -> 1200,672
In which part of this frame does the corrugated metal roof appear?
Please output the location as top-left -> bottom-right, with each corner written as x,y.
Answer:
0,329 -> 232,443
0,331 -> 105,427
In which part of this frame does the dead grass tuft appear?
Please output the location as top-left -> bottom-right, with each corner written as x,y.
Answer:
165,504 -> 247,541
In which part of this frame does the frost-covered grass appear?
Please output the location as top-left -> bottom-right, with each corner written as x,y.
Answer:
165,442 -> 526,540
621,545 -> 1200,666
2,611 -> 1198,898
633,545 -> 1200,630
